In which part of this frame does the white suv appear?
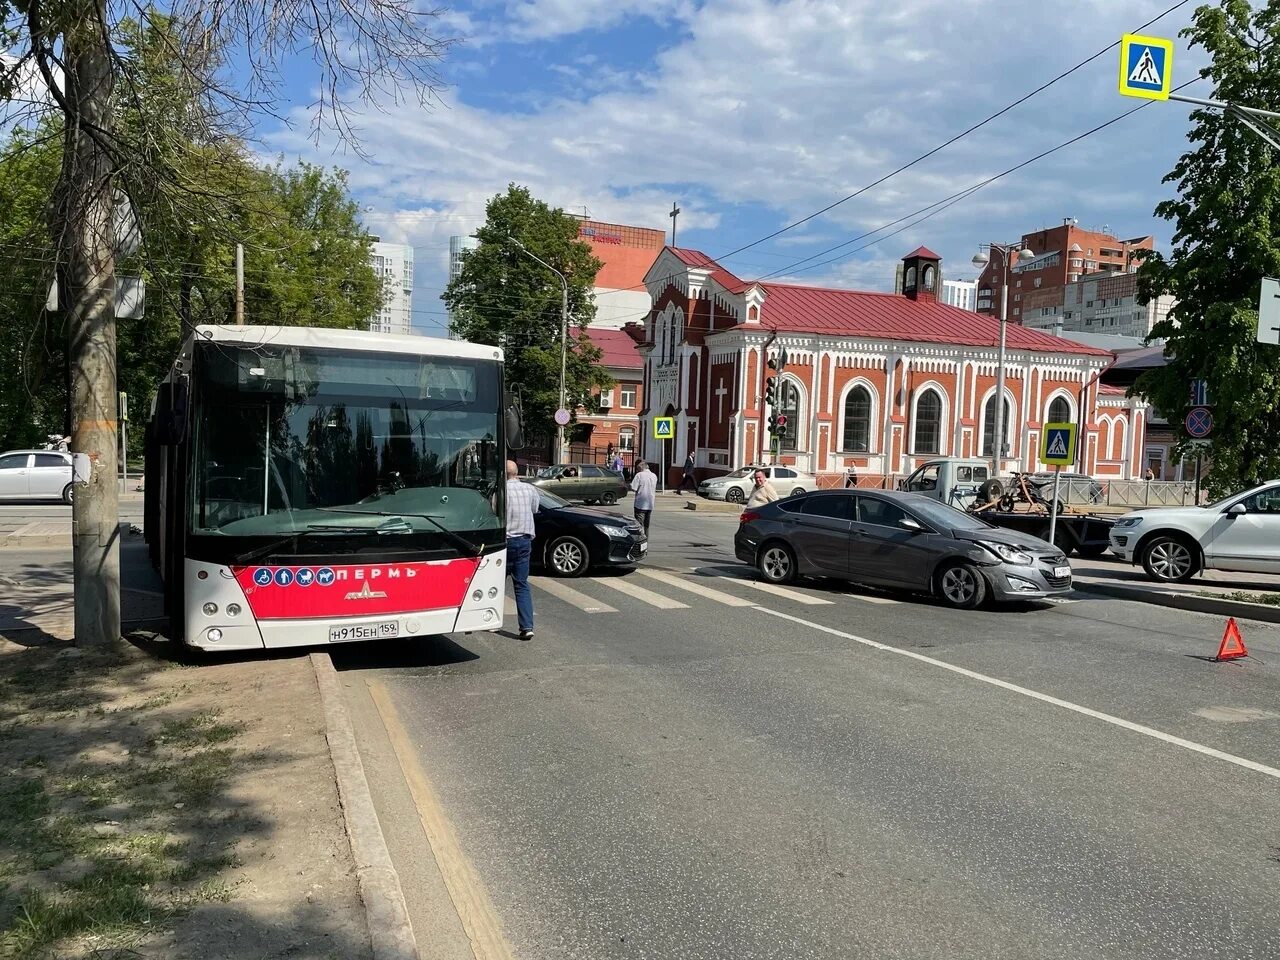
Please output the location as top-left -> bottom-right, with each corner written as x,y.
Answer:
1109,480 -> 1280,582
697,465 -> 814,504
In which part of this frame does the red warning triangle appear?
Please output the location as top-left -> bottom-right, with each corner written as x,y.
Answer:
1216,618 -> 1248,661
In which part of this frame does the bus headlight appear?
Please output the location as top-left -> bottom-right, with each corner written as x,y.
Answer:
226,603 -> 242,617
207,628 -> 223,642
472,589 -> 484,602
202,602 -> 218,616
487,587 -> 498,598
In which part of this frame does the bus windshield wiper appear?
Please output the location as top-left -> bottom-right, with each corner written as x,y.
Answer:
315,507 -> 484,557
231,528 -> 351,565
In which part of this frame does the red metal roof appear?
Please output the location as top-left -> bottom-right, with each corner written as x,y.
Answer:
1097,383 -> 1129,396
754,282 -> 1110,356
579,327 -> 642,369
903,245 -> 942,260
668,246 -> 750,294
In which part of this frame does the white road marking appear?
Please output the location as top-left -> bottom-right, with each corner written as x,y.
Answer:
637,569 -> 755,606
842,592 -> 899,605
533,578 -> 618,613
594,576 -> 690,610
761,606 -> 1280,783
702,570 -> 833,606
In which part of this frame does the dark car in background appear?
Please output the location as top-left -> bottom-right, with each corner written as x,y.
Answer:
734,489 -> 1071,609
528,484 -> 647,576
528,464 -> 628,505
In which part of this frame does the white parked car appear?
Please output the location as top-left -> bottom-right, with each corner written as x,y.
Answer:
1108,479 -> 1280,582
697,464 -> 815,504
0,449 -> 75,504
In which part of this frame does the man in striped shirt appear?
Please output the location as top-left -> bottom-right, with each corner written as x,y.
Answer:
505,461 -> 540,641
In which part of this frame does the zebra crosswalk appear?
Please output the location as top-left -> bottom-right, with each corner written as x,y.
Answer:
517,565 -> 901,617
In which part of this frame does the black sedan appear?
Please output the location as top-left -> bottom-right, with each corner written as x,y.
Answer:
528,484 -> 647,577
734,489 -> 1071,609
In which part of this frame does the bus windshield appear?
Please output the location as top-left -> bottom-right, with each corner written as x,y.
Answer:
188,342 -> 504,557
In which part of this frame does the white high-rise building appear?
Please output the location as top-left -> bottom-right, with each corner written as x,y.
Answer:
447,236 -> 480,339
941,278 -> 977,311
369,239 -> 414,335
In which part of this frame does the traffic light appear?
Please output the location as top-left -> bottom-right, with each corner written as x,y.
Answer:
775,422 -> 787,439
764,376 -> 777,407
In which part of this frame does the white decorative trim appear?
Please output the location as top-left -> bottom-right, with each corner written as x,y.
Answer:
836,377 -> 880,455
1042,387 -> 1076,425
909,382 -> 950,456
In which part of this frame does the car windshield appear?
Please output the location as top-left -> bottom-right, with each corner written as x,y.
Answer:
723,467 -> 756,479
187,342 -> 505,556
905,497 -> 995,532
1202,484 -> 1275,510
535,486 -> 571,509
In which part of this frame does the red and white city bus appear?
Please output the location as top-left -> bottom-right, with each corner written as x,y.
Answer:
145,325 -> 520,651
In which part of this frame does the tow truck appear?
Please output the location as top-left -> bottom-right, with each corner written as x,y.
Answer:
900,457 -> 1115,558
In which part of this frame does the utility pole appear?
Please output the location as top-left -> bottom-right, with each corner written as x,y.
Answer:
235,243 -> 245,325
508,237 -> 570,462
58,5 -> 120,646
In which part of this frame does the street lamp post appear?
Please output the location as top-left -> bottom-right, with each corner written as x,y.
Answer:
510,238 -> 570,463
972,242 -> 1035,477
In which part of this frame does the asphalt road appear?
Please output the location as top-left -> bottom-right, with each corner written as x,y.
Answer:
335,501 -> 1280,960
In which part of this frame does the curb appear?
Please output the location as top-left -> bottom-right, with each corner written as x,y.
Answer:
0,536 -> 72,549
1078,581 -> 1280,625
311,652 -> 420,960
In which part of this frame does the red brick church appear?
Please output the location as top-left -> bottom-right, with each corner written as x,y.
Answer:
638,246 -> 1148,485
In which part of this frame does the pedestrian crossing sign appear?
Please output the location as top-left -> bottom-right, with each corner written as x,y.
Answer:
1040,422 -> 1077,467
653,416 -> 675,440
1119,33 -> 1173,101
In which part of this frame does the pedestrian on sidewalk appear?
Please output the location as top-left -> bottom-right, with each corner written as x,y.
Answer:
630,459 -> 657,534
745,468 -> 779,507
845,465 -> 858,489
505,460 -> 538,641
677,449 -> 698,494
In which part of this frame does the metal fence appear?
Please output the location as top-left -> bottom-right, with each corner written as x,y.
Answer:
1055,478 -> 1200,508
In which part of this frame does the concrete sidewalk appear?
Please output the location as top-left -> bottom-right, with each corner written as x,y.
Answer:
1072,556 -> 1280,624
0,546 -> 381,959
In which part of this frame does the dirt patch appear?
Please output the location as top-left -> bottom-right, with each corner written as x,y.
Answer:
0,636 -> 370,959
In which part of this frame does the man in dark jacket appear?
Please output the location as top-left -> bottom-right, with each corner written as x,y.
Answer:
677,449 -> 697,494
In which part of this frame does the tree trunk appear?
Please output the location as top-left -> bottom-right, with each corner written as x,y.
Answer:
55,7 -> 120,647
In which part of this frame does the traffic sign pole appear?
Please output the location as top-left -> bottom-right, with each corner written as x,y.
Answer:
1048,466 -> 1063,552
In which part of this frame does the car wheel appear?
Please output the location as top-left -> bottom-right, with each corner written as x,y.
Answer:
726,486 -> 745,504
62,483 -> 74,505
978,478 -> 1005,503
936,562 -> 987,610
546,536 -> 589,578
600,491 -> 618,506
757,542 -> 797,584
788,487 -> 806,497
583,498 -> 598,505
1141,534 -> 1197,583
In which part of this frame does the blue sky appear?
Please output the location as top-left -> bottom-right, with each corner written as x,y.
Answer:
264,0 -> 1209,338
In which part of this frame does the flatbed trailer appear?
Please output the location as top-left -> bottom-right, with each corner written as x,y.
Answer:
974,509 -> 1115,558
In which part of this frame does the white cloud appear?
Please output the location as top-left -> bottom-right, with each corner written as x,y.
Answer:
502,0 -> 694,41
266,0 -> 1206,333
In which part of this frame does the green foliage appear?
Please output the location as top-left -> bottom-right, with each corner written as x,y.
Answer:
0,16 -> 381,453
443,185 -> 614,444
1136,0 -> 1280,493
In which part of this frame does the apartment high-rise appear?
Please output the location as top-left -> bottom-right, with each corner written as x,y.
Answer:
368,238 -> 413,335
940,278 -> 977,311
975,219 -> 1153,325
447,236 -> 480,339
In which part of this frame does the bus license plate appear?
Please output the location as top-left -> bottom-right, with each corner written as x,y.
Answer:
329,621 -> 399,643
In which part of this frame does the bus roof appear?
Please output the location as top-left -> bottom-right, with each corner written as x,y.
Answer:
190,325 -> 503,363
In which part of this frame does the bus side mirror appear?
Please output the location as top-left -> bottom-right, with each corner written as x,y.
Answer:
505,390 -> 525,451
153,380 -> 189,446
